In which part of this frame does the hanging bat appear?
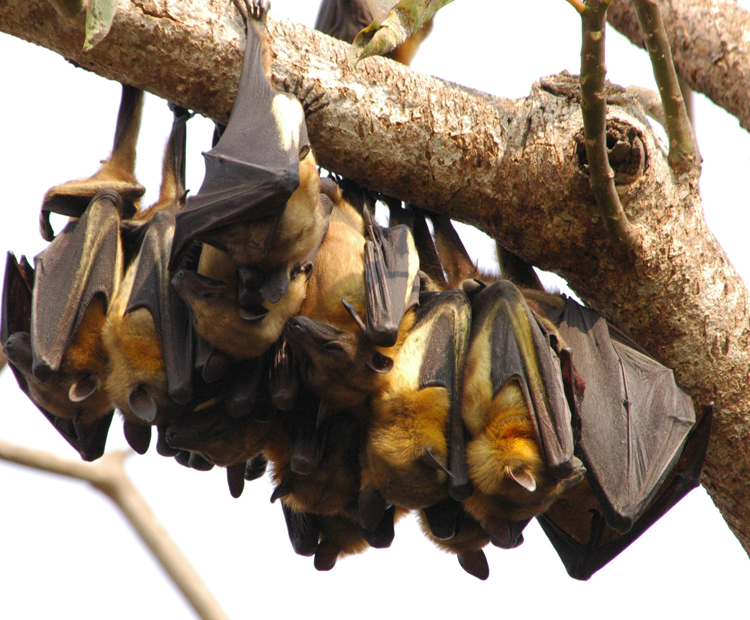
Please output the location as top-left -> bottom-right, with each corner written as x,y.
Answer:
40,84 -> 145,240
533,295 -> 708,579
357,288 -> 473,521
2,252 -> 114,461
460,280 -> 585,548
101,103 -> 197,448
315,0 -> 434,66
169,0 -> 329,313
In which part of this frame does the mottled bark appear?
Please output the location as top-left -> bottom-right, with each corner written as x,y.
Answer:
1,0 -> 749,556
609,0 -> 750,132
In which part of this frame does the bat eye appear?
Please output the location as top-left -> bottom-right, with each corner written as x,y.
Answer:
299,144 -> 310,161
367,352 -> 394,374
323,341 -> 345,353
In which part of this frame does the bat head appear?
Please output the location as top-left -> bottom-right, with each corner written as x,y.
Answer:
284,315 -> 394,408
164,401 -> 273,467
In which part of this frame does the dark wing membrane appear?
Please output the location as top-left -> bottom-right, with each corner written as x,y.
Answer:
315,0 -> 375,42
416,290 -> 473,499
553,297 -> 695,532
31,191 -> 122,374
475,281 -> 582,481
169,10 -> 305,269
127,211 -> 194,404
538,405 -> 711,580
2,252 -> 34,342
347,211 -> 420,347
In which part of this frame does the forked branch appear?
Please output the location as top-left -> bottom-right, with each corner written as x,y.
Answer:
0,441 -> 230,620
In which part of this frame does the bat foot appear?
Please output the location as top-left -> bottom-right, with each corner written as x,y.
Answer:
283,76 -> 329,118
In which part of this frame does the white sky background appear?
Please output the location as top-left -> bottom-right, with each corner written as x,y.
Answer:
1,1 -> 749,618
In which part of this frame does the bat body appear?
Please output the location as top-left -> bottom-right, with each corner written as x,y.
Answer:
170,3 -> 329,312
461,281 -> 584,547
2,252 -> 113,460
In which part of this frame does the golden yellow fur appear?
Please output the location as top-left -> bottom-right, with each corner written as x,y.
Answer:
26,296 -> 114,426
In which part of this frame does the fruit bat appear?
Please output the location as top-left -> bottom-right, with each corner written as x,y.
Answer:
315,0 -> 434,66
533,295 -> 707,579
169,1 -> 329,311
358,288 -> 473,518
12,188 -> 122,461
2,252 -> 113,461
461,280 -> 585,547
40,85 -> 145,240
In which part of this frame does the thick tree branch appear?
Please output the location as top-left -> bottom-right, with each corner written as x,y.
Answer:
609,0 -> 750,132
1,1 -> 749,556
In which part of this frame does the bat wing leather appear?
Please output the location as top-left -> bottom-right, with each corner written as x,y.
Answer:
552,297 -> 697,531
416,289 -> 473,500
344,208 -> 420,347
31,190 -> 122,377
534,297 -> 706,580
476,280 -> 584,482
315,0 -> 375,43
126,211 -> 194,405
2,253 -> 113,461
169,11 -> 307,269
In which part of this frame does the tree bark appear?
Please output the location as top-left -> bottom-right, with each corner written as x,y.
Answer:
1,0 -> 748,556
608,0 -> 750,132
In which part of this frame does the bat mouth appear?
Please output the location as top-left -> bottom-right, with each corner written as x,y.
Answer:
238,305 -> 269,322
3,332 -> 33,371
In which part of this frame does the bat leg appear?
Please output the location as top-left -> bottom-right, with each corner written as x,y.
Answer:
123,421 -> 151,455
281,503 -> 319,557
423,496 -> 463,540
227,463 -> 246,498
360,505 -> 396,549
284,75 -> 330,118
244,454 -> 268,481
457,549 -> 490,581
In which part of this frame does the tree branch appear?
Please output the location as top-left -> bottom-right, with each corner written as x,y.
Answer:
608,0 -> 750,132
1,0 -> 749,557
0,441 -> 230,620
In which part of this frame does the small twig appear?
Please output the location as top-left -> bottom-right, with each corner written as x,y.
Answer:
0,441 -> 231,620
631,0 -> 699,173
579,0 -> 639,248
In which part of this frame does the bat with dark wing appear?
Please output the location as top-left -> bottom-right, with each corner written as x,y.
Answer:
169,1 -> 329,314
535,295 -> 710,580
2,251 -> 114,461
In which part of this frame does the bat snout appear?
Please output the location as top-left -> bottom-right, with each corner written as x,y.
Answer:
4,332 -> 33,370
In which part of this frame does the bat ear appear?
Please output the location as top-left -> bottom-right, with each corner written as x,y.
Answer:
299,144 -> 311,161
68,375 -> 98,402
367,351 -> 394,374
508,466 -> 537,492
128,384 -> 158,423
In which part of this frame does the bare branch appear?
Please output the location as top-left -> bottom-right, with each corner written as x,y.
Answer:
631,0 -> 699,172
579,0 -> 639,248
609,0 -> 750,132
0,441 -> 230,620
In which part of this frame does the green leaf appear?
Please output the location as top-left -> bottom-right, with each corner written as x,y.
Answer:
83,0 -> 118,51
351,0 -> 454,67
